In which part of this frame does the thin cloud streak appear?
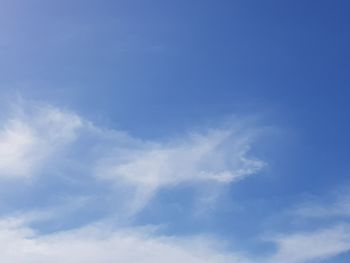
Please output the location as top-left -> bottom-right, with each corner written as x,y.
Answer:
2,102 -> 350,263
1,216 -> 350,263
0,102 -> 266,216
0,105 -> 82,178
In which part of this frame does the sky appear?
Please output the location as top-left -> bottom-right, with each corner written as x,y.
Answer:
0,0 -> 350,262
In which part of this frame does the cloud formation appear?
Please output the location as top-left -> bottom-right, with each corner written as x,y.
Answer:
1,102 -> 350,263
294,190 -> 350,219
0,102 -> 265,215
0,105 -> 82,178
1,216 -> 350,263
267,224 -> 350,263
0,218 -> 245,263
96,127 -> 265,213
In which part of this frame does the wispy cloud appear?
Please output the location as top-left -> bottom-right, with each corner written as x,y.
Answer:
266,224 -> 350,263
95,127 -> 265,214
3,101 -> 350,263
0,217 -> 251,263
294,190 -> 350,219
1,214 -> 350,263
0,104 -> 82,179
0,102 -> 266,217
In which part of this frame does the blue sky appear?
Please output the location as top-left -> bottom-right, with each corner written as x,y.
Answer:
0,1 -> 350,262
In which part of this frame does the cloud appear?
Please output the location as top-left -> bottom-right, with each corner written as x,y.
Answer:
1,101 -> 350,263
0,102 -> 266,217
1,216 -> 350,263
98,129 -> 264,185
0,101 -> 267,261
0,218 -> 250,263
267,224 -> 350,263
96,128 -> 266,214
259,186 -> 350,263
294,190 -> 350,219
0,105 -> 82,178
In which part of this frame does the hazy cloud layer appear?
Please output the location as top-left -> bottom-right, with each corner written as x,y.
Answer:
1,102 -> 350,263
0,105 -> 82,178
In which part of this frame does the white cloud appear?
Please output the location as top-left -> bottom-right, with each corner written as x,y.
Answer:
0,105 -> 82,178
0,101 -> 279,263
0,101 -> 266,215
267,224 -> 350,263
1,101 -> 350,263
262,187 -> 350,263
0,218 -> 250,263
1,216 -> 350,263
95,128 -> 265,213
294,191 -> 350,219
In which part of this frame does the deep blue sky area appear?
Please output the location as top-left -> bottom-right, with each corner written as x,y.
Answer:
0,1 -> 350,262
